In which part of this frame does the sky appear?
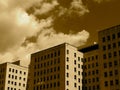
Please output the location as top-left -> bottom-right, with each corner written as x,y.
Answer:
0,0 -> 120,66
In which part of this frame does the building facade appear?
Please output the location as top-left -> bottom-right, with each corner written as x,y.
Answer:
0,61 -> 28,90
28,43 -> 83,90
79,44 -> 100,90
98,25 -> 120,90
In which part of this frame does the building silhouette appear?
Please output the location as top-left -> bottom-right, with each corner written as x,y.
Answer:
79,24 -> 120,90
0,61 -> 28,90
28,43 -> 83,90
79,44 -> 100,90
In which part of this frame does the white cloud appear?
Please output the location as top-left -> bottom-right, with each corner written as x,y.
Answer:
0,0 -> 90,66
37,28 -> 89,50
34,0 -> 59,15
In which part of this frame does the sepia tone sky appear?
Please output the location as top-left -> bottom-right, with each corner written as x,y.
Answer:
0,0 -> 120,66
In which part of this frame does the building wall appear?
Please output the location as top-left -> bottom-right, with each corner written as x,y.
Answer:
0,63 -> 6,90
29,43 -> 83,90
82,49 -> 100,90
65,44 -> 83,90
98,25 -> 120,90
0,62 -> 28,90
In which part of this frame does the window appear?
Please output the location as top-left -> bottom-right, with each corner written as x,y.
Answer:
108,44 -> 111,49
109,71 -> 113,76
74,75 -> 77,80
67,50 -> 69,54
104,81 -> 108,86
67,57 -> 69,62
113,51 -> 117,57
67,65 -> 69,69
108,53 -> 112,58
66,73 -> 69,77
103,54 -> 106,59
74,60 -> 76,65
112,34 -> 116,39
109,62 -> 112,67
78,64 -> 80,68
115,70 -> 118,75
115,79 -> 119,85
110,80 -> 113,85
74,53 -> 76,57
104,63 -> 107,68
113,43 -> 116,48
104,72 -> 107,77
74,68 -> 77,72
107,36 -> 111,41
102,37 -> 105,42
103,46 -> 106,51
117,32 -> 120,38
74,83 -> 77,87
67,81 -> 69,85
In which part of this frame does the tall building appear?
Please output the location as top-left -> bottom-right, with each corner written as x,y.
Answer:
78,24 -> 120,90
0,61 -> 28,90
28,43 -> 83,90
98,25 -> 120,90
79,44 -> 100,90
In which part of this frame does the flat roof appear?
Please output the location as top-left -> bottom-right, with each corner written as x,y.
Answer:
79,44 -> 99,53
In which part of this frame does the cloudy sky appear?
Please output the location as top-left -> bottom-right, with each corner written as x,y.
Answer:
0,0 -> 120,66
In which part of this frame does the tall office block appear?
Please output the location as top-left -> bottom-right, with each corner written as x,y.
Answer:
98,25 -> 120,90
28,43 -> 83,90
0,61 -> 28,90
79,44 -> 100,90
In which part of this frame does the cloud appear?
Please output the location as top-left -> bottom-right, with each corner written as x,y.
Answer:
36,29 -> 89,50
0,0 -> 90,66
93,0 -> 111,3
34,0 -> 59,15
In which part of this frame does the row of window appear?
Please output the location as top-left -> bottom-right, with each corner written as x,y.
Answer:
34,66 -> 60,76
34,58 -> 60,69
83,69 -> 99,76
8,87 -> 21,90
103,60 -> 118,68
34,74 -> 60,84
84,62 -> 99,69
103,42 -> 120,50
103,51 -> 120,59
8,80 -> 26,87
34,81 -> 60,90
104,70 -> 119,77
102,32 -> 120,42
34,50 -> 60,62
66,82 -> 81,89
83,85 -> 100,90
9,68 -> 26,75
84,55 -> 98,62
8,74 -> 26,81
104,80 -> 119,86
83,77 -> 99,84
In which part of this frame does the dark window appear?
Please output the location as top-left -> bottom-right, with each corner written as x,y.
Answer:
113,43 -> 116,48
103,54 -> 107,59
107,36 -> 111,41
117,32 -> 120,38
103,46 -> 106,51
102,37 -> 105,42
110,80 -> 113,85
67,50 -> 69,54
108,44 -> 111,49
104,72 -> 107,77
112,34 -> 116,39
105,81 -> 108,86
